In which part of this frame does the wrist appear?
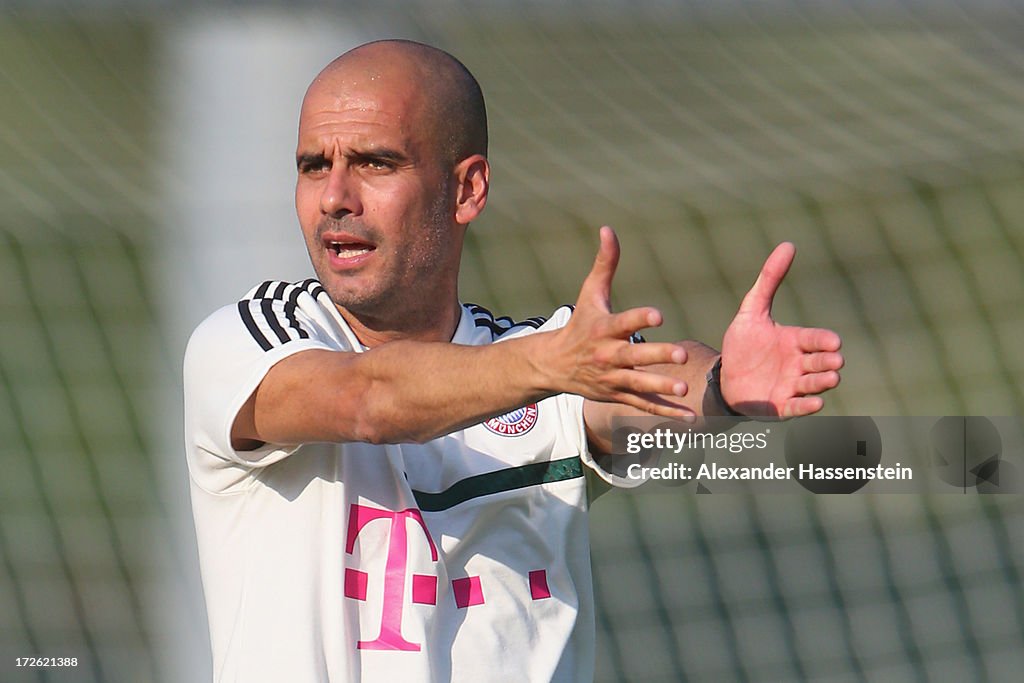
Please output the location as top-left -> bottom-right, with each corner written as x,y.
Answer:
521,331 -> 564,395
705,356 -> 746,418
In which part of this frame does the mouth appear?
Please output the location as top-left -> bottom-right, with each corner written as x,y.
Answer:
327,241 -> 374,258
321,232 -> 376,267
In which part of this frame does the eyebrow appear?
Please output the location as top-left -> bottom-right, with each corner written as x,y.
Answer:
296,148 -> 411,171
350,148 -> 410,165
296,152 -> 327,171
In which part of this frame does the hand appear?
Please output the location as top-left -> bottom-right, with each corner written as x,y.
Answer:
719,242 -> 844,417
546,227 -> 694,418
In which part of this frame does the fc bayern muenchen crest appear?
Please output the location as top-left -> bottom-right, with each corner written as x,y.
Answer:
484,404 -> 539,436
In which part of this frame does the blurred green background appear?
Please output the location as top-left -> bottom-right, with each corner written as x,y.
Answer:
1,2 -> 1022,681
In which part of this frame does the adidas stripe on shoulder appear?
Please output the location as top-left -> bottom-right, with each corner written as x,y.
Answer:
237,279 -> 324,351
466,302 -> 645,343
465,303 -> 554,339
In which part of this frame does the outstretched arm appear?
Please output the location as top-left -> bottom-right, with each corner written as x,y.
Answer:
584,240 -> 844,454
230,227 -> 695,450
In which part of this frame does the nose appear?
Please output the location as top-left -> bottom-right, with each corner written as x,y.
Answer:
320,164 -> 362,218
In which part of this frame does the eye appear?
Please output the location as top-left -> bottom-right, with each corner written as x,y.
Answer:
297,155 -> 331,175
363,158 -> 394,171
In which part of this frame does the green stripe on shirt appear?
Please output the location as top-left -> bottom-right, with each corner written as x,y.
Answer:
411,456 -> 584,512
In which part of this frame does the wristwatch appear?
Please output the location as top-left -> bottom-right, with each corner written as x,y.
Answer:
705,356 -> 746,418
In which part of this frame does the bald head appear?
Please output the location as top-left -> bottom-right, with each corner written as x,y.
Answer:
308,40 -> 487,166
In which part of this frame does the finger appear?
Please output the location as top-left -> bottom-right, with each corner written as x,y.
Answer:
800,351 -> 845,374
604,306 -> 664,339
797,327 -> 842,353
607,391 -> 696,420
603,368 -> 687,398
616,342 -> 687,368
737,242 -> 795,317
796,371 -> 841,395
577,226 -> 620,309
782,395 -> 825,418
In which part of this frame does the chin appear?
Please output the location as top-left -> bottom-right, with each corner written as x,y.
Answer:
321,281 -> 388,314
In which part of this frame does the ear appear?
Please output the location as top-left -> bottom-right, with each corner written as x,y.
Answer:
452,154 -> 489,225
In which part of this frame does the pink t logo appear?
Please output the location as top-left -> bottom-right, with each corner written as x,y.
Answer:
345,504 -> 438,651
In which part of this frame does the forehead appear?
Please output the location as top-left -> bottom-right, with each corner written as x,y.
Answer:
297,70 -> 433,152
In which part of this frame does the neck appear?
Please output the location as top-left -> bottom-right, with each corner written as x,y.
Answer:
336,298 -> 463,348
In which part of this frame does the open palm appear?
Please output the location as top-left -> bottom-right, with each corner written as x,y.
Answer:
719,243 -> 844,418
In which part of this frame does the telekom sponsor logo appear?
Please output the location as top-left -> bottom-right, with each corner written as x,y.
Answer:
344,503 -> 553,652
483,403 -> 539,436
345,504 -> 438,652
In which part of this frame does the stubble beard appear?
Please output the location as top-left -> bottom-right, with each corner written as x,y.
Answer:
310,217 -> 382,313
311,192 -> 456,328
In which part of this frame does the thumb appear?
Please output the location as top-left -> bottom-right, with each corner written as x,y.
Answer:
737,241 -> 795,317
577,226 -> 620,309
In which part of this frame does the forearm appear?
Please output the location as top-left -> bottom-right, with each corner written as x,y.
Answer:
241,334 -> 557,448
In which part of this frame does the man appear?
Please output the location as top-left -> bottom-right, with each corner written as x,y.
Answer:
184,40 -> 842,682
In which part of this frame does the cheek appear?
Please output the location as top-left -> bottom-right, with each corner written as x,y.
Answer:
294,198 -> 321,247
361,182 -> 401,214
295,186 -> 315,222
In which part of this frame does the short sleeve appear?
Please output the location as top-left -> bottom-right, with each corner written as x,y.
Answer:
183,286 -> 338,477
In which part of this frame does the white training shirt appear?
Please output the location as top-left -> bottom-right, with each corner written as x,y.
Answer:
183,279 -> 626,683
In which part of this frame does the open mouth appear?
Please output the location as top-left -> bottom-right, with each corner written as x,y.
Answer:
328,241 -> 375,259
321,231 -> 376,264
